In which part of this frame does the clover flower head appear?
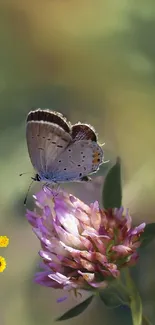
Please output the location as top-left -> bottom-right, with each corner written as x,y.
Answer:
26,188 -> 145,292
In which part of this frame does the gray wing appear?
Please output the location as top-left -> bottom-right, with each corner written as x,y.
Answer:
26,121 -> 72,174
48,140 -> 104,182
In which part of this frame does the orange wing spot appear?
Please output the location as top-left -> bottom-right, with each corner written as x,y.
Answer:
92,151 -> 101,164
93,151 -> 100,158
93,158 -> 101,164
92,151 -> 102,164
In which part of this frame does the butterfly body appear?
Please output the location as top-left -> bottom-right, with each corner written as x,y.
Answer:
26,109 -> 104,183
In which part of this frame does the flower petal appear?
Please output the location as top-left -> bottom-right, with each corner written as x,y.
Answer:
112,245 -> 132,256
90,201 -> 101,231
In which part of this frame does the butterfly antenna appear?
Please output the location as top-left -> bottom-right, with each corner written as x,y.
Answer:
24,180 -> 34,206
19,172 -> 32,177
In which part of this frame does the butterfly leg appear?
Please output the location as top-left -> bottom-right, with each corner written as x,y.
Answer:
42,182 -> 60,197
42,182 -> 52,193
80,176 -> 92,182
50,183 -> 61,197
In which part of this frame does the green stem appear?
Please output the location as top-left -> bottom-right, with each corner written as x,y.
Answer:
124,268 -> 142,325
123,269 -> 152,325
142,314 -> 152,325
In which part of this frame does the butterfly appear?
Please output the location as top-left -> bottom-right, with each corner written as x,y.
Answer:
26,109 -> 104,184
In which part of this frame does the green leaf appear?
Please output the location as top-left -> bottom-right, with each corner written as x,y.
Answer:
99,283 -> 130,308
139,223 -> 155,248
56,295 -> 94,321
102,157 -> 122,209
124,269 -> 142,325
93,160 -> 110,177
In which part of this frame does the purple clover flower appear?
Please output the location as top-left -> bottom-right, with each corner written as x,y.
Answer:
26,187 -> 145,291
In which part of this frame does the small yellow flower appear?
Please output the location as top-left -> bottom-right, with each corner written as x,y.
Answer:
0,236 -> 9,247
0,256 -> 6,272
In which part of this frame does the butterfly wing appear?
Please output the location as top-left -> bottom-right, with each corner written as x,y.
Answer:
71,123 -> 98,141
26,109 -> 72,175
46,140 -> 104,182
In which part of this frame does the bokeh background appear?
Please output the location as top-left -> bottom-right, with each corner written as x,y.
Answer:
0,0 -> 155,324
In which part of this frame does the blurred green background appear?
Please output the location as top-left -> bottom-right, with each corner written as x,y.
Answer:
0,0 -> 155,324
